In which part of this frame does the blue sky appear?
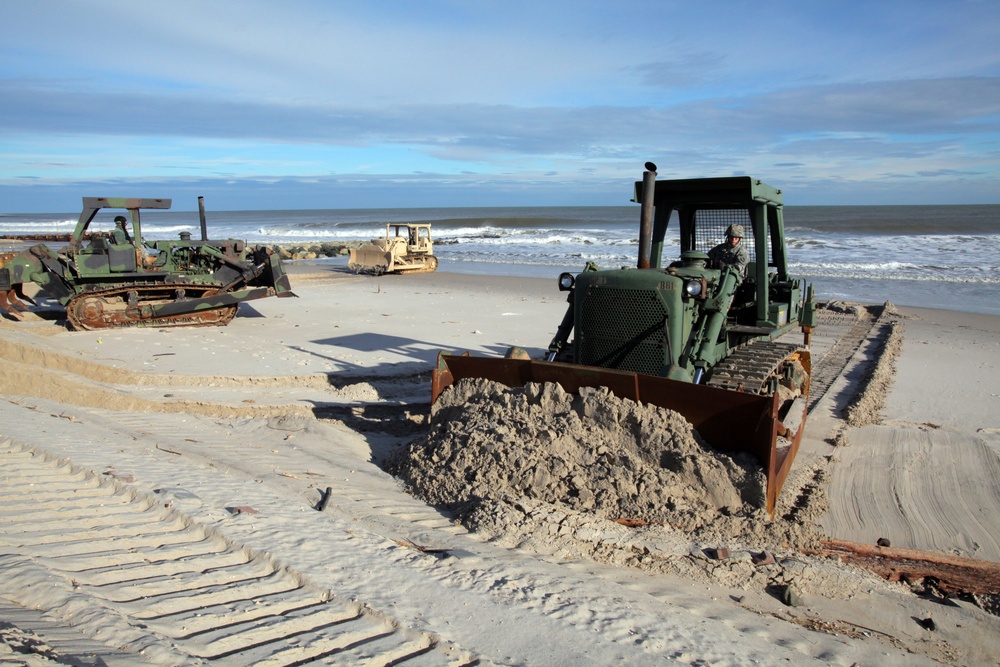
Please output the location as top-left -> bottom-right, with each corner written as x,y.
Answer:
1,0 -> 998,211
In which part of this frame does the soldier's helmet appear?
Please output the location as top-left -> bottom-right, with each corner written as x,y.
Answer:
114,215 -> 128,227
726,224 -> 745,238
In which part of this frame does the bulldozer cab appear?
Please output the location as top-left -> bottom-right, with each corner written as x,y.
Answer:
388,223 -> 433,254
70,197 -> 171,252
69,198 -> 172,276
635,176 -> 800,330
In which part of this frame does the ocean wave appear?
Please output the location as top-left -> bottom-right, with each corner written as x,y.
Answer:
0,219 -> 77,231
253,227 -> 362,239
4,206 -> 999,290
791,262 -> 1000,283
137,224 -> 200,234
445,234 -> 620,247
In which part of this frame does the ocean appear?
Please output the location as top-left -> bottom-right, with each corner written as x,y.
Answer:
2,204 -> 998,315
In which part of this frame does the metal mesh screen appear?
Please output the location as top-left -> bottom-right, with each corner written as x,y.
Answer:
693,209 -> 757,264
578,286 -> 665,376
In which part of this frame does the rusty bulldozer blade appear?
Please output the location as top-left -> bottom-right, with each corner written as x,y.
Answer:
0,289 -> 26,318
0,256 -> 30,318
432,353 -> 809,517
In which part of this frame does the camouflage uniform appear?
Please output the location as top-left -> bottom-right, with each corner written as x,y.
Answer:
708,224 -> 749,276
112,216 -> 131,245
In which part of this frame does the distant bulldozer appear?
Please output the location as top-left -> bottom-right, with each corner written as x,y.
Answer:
348,223 -> 438,275
0,196 -> 296,330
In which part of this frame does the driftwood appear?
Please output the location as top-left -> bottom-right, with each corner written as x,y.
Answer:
815,539 -> 1000,595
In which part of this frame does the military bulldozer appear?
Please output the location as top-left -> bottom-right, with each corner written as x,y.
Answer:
0,197 -> 296,330
348,223 -> 438,275
432,168 -> 817,516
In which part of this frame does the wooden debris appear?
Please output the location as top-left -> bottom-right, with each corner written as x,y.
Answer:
613,518 -> 648,527
815,538 -> 1000,595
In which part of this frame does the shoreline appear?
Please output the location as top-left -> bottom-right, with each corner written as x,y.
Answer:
291,257 -> 1000,316
5,228 -> 999,316
0,269 -> 998,664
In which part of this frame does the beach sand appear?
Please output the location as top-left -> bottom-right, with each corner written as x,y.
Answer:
1,266 -> 998,665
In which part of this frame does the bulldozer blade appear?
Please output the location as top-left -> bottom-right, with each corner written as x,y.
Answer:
348,245 -> 391,274
149,287 -> 275,319
431,354 -> 809,517
267,253 -> 297,297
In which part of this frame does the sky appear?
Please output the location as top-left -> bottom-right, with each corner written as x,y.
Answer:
1,0 -> 999,212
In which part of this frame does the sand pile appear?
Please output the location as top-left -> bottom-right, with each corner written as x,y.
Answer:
389,379 -> 871,594
394,379 -> 765,521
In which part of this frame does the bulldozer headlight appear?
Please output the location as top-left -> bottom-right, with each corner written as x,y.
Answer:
558,272 -> 575,291
684,280 -> 703,298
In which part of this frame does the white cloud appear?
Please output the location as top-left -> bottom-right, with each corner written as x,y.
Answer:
0,0 -> 998,206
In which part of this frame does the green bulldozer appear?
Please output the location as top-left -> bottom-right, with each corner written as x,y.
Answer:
0,197 -> 296,330
432,166 -> 817,515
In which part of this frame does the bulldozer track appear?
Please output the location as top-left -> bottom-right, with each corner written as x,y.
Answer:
706,341 -> 805,394
0,440 -> 478,666
67,282 -> 239,330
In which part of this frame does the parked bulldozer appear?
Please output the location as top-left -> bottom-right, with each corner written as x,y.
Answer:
0,197 -> 296,330
432,167 -> 817,516
348,223 -> 437,275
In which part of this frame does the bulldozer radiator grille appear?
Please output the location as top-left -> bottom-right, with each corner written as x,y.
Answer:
578,287 -> 666,376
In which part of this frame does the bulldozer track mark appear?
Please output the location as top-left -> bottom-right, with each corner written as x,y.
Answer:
806,305 -> 882,413
842,315 -> 904,427
0,440 -> 479,666
780,464 -> 828,522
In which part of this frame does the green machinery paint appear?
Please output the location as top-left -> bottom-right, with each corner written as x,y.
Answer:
0,197 -> 296,330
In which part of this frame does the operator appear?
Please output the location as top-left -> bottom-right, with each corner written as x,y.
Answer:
111,216 -> 132,244
708,224 -> 749,277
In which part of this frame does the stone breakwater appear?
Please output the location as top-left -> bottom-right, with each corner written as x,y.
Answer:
0,235 -> 366,262
264,241 -> 364,261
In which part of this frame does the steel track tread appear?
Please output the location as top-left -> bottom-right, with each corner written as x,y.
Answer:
0,441 -> 479,666
67,281 -> 238,330
705,341 -> 804,394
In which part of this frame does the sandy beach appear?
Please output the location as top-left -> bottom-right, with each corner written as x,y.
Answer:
1,265 -> 999,666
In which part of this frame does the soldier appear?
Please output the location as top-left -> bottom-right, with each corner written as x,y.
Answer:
709,224 -> 749,277
111,216 -> 132,244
